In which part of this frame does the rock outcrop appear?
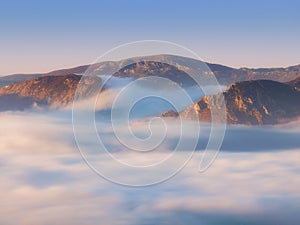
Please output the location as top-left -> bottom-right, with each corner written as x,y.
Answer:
163,79 -> 300,125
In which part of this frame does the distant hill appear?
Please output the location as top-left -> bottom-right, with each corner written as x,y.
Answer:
1,55 -> 300,87
113,61 -> 196,87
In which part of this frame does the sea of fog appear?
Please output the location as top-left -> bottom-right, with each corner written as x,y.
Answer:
1,109 -> 300,225
0,76 -> 299,224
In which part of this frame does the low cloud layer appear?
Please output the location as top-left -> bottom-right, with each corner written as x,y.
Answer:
1,111 -> 300,224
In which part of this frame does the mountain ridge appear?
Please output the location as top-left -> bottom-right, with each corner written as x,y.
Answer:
1,54 -> 300,125
1,55 -> 300,87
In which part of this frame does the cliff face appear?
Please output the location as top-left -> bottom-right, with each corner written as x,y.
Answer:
165,79 -> 300,125
0,74 -> 101,111
224,80 -> 300,124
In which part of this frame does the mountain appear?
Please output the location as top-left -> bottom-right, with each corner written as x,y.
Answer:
163,79 -> 300,125
1,54 -> 300,124
1,55 -> 300,87
0,74 -> 101,111
113,61 -> 196,86
211,64 -> 300,85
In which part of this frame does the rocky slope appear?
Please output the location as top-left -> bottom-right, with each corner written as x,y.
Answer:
1,55 -> 300,87
0,74 -> 101,111
163,79 -> 300,125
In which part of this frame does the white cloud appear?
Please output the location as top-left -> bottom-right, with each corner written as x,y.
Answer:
1,111 -> 300,224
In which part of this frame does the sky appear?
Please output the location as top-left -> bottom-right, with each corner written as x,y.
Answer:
0,0 -> 300,75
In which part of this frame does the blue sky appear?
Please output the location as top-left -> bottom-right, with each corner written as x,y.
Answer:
0,0 -> 300,74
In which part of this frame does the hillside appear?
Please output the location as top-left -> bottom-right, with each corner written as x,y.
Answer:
163,79 -> 300,125
0,74 -> 101,111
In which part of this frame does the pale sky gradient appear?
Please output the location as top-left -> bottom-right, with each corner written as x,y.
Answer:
0,0 -> 300,75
